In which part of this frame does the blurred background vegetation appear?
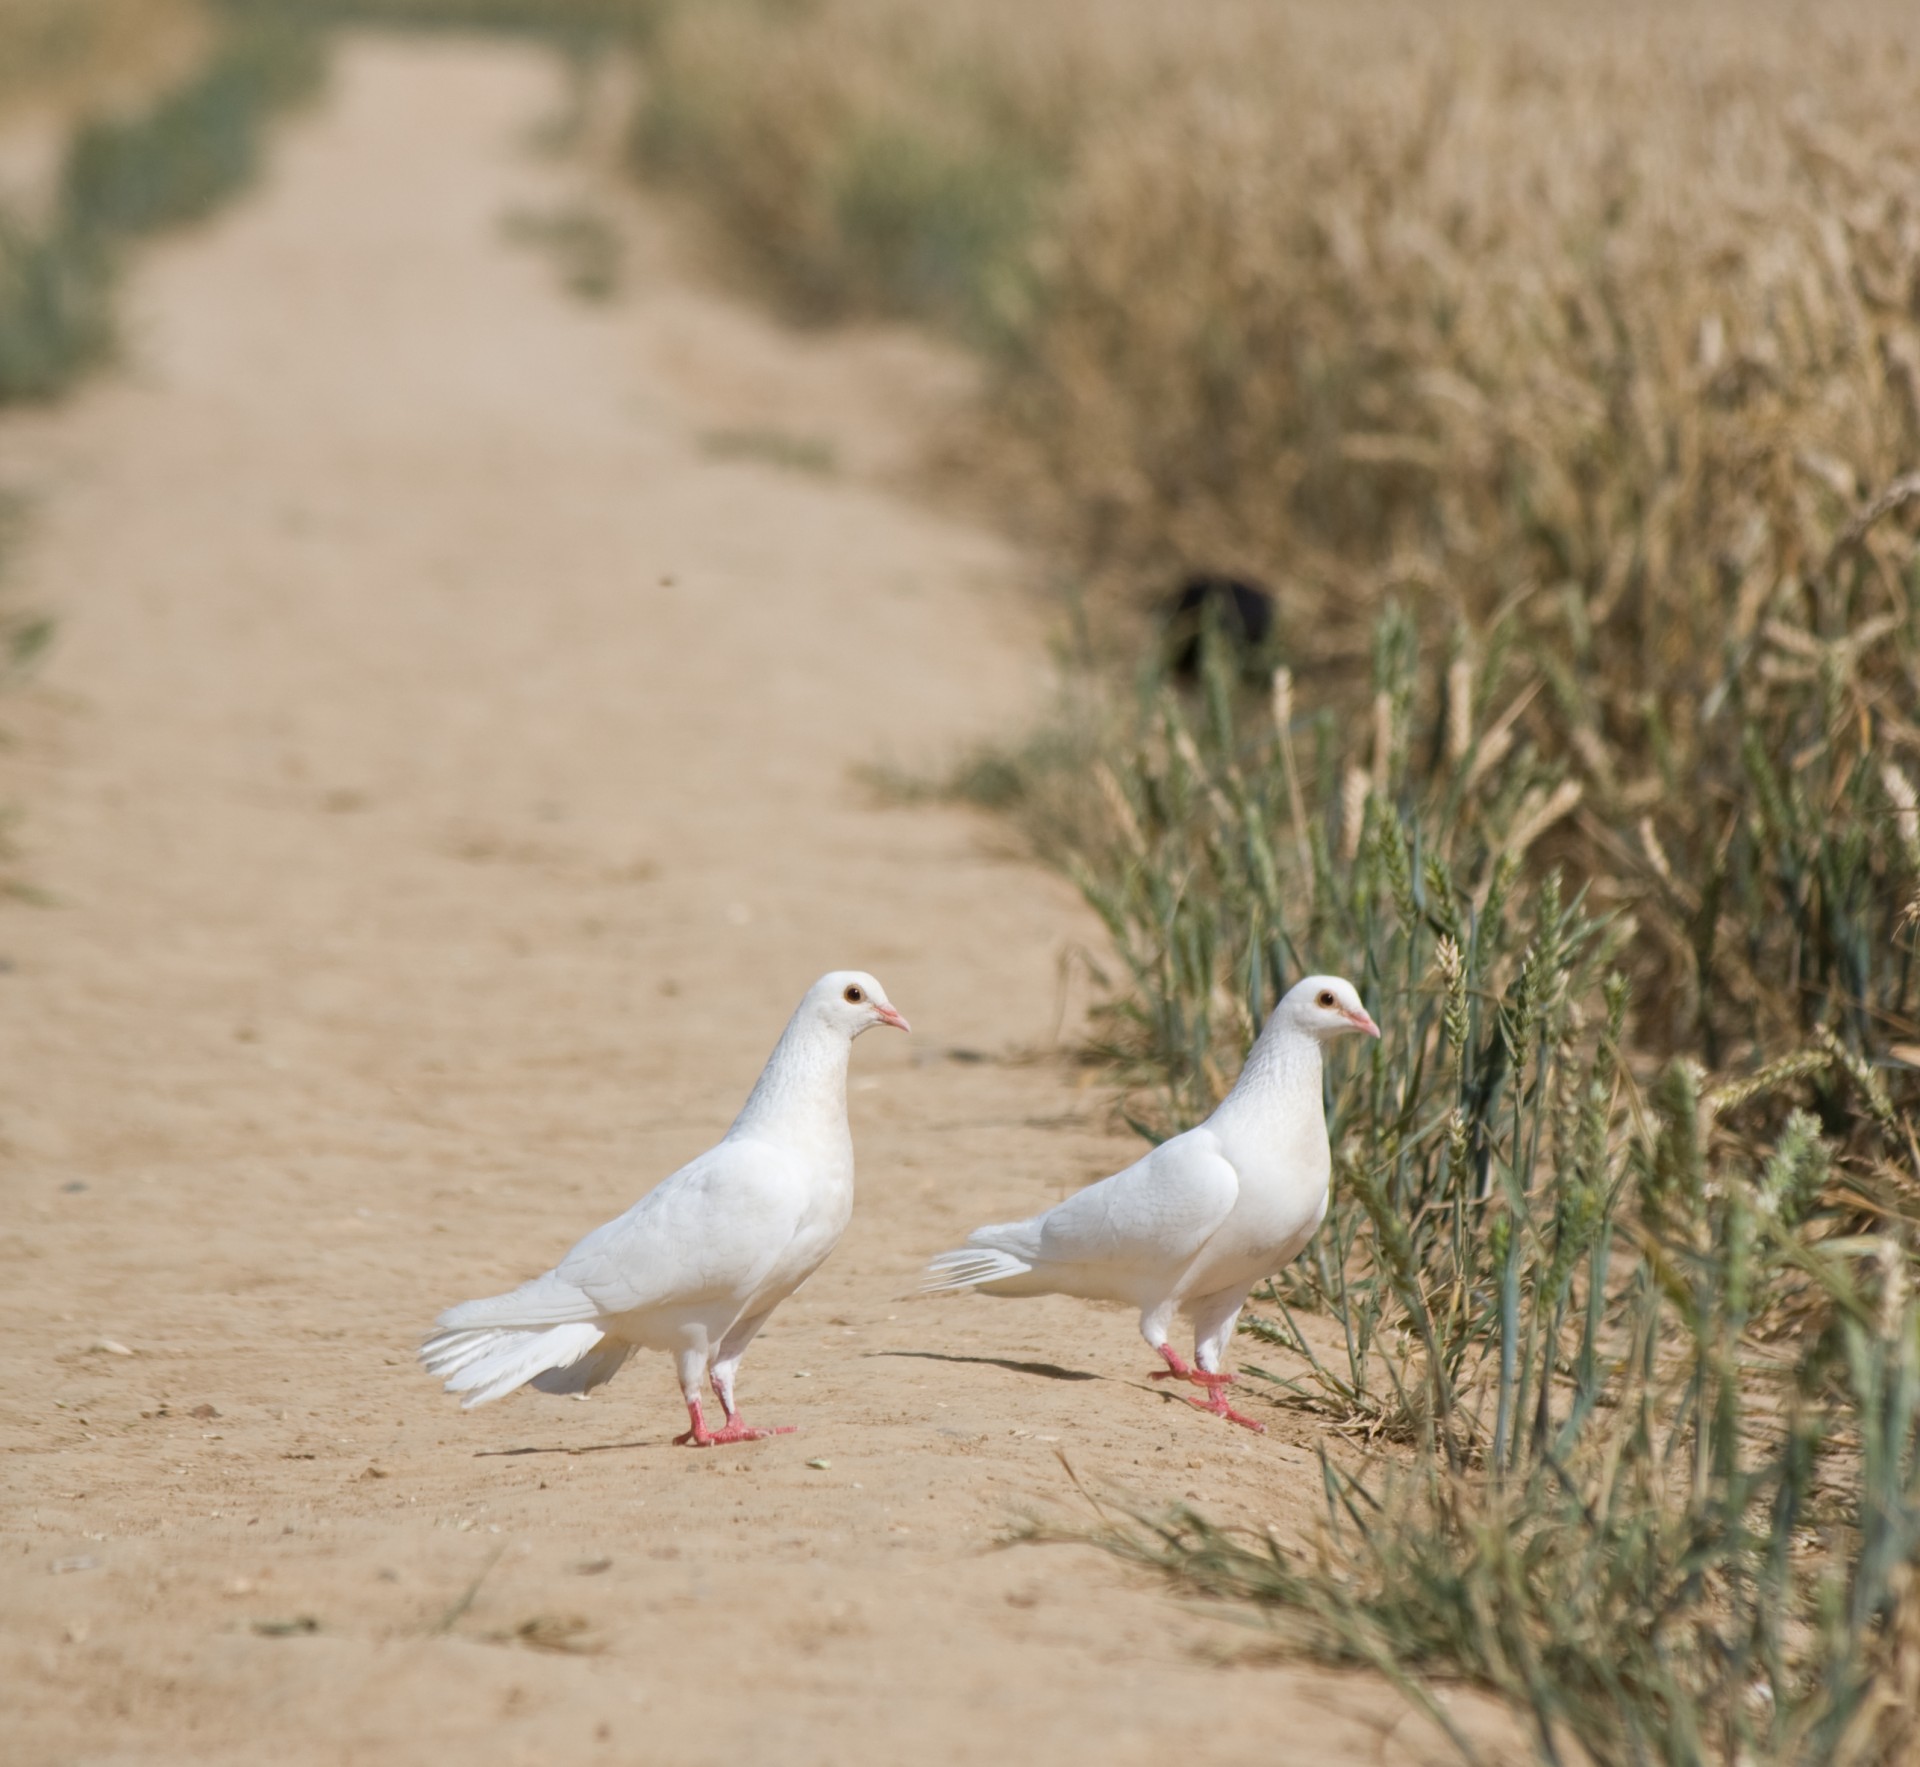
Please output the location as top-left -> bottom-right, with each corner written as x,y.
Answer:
6,0 -> 1920,1758
0,0 -> 322,402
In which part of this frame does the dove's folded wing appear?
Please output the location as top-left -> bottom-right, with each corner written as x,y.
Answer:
555,1138 -> 809,1318
1035,1128 -> 1240,1274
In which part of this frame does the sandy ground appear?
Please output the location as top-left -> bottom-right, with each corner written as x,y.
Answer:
0,37 -> 1518,1767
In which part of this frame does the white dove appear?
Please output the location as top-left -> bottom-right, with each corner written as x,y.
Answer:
422,970 -> 908,1446
925,974 -> 1377,1431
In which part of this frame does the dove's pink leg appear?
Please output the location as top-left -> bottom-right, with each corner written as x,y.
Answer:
1149,1343 -> 1233,1386
700,1360 -> 794,1446
1147,1344 -> 1266,1433
673,1394 -> 718,1447
667,1343 -> 785,1447
686,1318 -> 794,1445
671,1389 -> 792,1448
671,1396 -> 791,1446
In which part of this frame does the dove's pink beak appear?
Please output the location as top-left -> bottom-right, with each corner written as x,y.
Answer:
876,1003 -> 911,1033
1346,1007 -> 1382,1039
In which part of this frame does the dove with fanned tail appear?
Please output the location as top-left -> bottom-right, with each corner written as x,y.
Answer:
422,971 -> 908,1446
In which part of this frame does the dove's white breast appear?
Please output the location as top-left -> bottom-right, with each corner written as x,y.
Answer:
739,1122 -> 855,1308
1178,1071 -> 1333,1296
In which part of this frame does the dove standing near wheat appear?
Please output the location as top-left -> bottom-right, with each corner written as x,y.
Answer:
926,975 -> 1378,1431
422,971 -> 909,1446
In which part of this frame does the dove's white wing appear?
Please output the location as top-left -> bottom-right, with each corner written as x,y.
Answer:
556,1136 -> 809,1319
927,1126 -> 1239,1302
1032,1129 -> 1240,1272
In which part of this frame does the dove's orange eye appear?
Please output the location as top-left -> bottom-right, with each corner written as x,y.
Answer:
1317,990 -> 1335,1007
844,985 -> 864,1003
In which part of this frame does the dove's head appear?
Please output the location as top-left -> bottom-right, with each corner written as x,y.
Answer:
810,970 -> 911,1038
1280,975 -> 1380,1042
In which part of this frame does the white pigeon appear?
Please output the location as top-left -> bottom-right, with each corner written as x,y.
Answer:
421,971 -> 908,1446
925,974 -> 1377,1431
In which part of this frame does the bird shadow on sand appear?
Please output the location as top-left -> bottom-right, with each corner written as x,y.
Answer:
473,1438 -> 656,1458
873,1349 -> 1099,1383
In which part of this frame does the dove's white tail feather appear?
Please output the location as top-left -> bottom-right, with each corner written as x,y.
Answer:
530,1336 -> 635,1396
924,1242 -> 1045,1296
418,1328 -> 512,1381
422,1321 -> 607,1409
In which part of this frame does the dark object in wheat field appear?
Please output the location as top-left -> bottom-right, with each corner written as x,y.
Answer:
1164,575 -> 1275,680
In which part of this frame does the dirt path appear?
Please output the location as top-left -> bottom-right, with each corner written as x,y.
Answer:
0,37 -> 1506,1767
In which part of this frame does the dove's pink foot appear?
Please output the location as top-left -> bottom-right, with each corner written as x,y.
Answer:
1148,1346 -> 1265,1430
672,1397 -> 794,1447
706,1415 -> 795,1444
1183,1386 -> 1267,1433
1148,1344 -> 1235,1389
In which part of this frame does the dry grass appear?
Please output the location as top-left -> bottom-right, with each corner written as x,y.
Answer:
627,0 -> 1093,330
0,0 -> 212,128
993,11 -> 1920,1059
250,0 -> 656,37
630,0 -> 1920,618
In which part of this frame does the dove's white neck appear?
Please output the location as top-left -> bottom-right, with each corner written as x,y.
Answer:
727,1012 -> 853,1149
1214,1017 -> 1324,1123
